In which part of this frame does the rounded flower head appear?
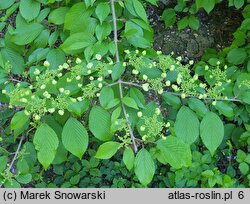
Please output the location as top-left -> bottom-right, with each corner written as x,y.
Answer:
34,69 -> 40,75
95,54 -> 102,60
142,83 -> 149,92
43,61 -> 50,67
76,58 -> 82,64
137,111 -> 143,118
58,110 -> 64,116
155,108 -> 161,115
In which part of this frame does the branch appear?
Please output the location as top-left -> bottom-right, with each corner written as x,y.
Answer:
110,0 -> 138,153
9,78 -> 31,85
111,0 -> 120,63
119,81 -> 138,153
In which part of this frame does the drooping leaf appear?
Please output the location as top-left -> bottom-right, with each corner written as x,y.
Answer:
99,87 -> 114,109
33,124 -> 59,170
62,118 -> 89,159
48,7 -> 69,25
89,106 -> 113,141
200,112 -> 224,156
95,3 -> 110,23
122,97 -> 139,110
20,0 -> 40,21
95,141 -> 120,159
123,147 -> 135,171
156,136 -> 192,169
174,106 -> 200,144
132,0 -> 148,23
134,149 -> 155,186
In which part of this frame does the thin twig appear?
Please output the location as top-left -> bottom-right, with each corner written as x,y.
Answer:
111,0 -> 120,63
114,80 -> 242,103
110,0 -> 138,153
9,78 -> 31,85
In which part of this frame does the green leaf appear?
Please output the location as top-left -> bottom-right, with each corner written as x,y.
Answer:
20,0 -> 40,21
174,106 -> 200,144
189,16 -> 200,30
239,162 -> 249,175
234,0 -> 244,9
67,99 -> 90,116
123,147 -> 135,171
129,87 -> 145,109
1,47 -> 24,74
11,111 -> 29,130
62,118 -> 89,159
162,93 -> 181,109
156,136 -> 192,169
187,98 -> 208,117
112,62 -> 125,81
95,3 -> 110,23
46,48 -> 66,70
132,0 -> 148,23
0,156 -> 8,172
89,106 -> 113,141
33,124 -> 59,170
95,141 -> 120,159
122,97 -> 139,110
99,87 -> 114,109
134,149 -> 155,186
16,173 -> 32,184
95,22 -> 112,41
48,7 -> 69,25
161,9 -> 176,27
145,0 -> 158,6
0,0 -> 14,9
177,16 -> 189,30
60,32 -> 96,54
227,48 -> 247,65
11,23 -> 44,45
214,101 -> 234,118
200,112 -> 224,156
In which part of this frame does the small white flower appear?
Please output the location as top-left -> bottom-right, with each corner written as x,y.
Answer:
124,50 -> 130,54
122,62 -> 127,67
58,110 -> 64,116
212,101 -> 217,106
43,61 -> 50,67
71,98 -> 77,102
95,54 -> 102,60
158,89 -> 163,95
108,70 -> 112,74
217,61 -> 221,65
77,97 -> 83,101
157,51 -> 162,55
98,83 -> 103,88
142,74 -> 148,80
193,74 -> 198,81
58,65 -> 63,71
31,95 -> 35,99
161,135 -> 167,140
205,65 -> 209,70
224,65 -> 228,69
165,122 -> 170,128
78,83 -> 82,88
87,70 -> 92,74
181,93 -> 186,99
132,69 -> 139,75
29,85 -> 33,89
52,80 -> 57,85
89,76 -> 94,81
63,63 -> 69,69
24,110 -> 30,116
96,93 -> 100,97
142,135 -> 147,141
176,56 -> 182,61
57,73 -> 63,77
48,108 -> 55,113
40,84 -> 46,90
76,58 -> 82,64
142,83 -> 149,92
137,112 -> 143,118
34,115 -> 41,121
87,62 -> 93,69
34,69 -> 40,75
189,60 -> 194,65
1,90 -> 6,94
64,90 -> 70,95
170,65 -> 175,71
140,126 -> 145,131
177,78 -> 182,85
97,77 -> 103,82
135,50 -> 139,54
161,72 -> 167,78
165,80 -> 171,86
142,50 -> 146,56
76,75 -> 81,80
155,108 -> 161,115
59,88 -> 64,93
66,78 -> 72,82
67,59 -> 72,64
172,84 -> 179,91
